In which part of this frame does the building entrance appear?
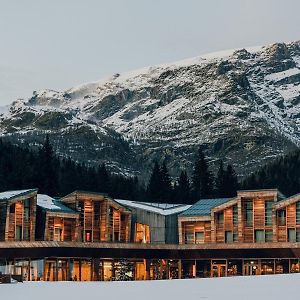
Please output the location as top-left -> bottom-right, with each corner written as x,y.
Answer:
243,260 -> 260,275
211,261 -> 227,277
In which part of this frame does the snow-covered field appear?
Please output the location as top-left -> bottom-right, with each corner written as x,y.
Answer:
1,274 -> 300,300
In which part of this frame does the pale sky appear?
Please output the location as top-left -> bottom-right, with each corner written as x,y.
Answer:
0,0 -> 299,105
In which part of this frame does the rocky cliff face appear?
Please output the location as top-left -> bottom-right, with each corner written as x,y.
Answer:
1,41 -> 300,178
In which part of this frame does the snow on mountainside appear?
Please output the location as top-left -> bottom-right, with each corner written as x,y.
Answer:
1,41 -> 300,178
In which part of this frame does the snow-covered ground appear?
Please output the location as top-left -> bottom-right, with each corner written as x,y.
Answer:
1,274 -> 300,300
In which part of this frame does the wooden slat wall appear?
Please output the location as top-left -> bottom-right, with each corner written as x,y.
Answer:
47,216 -> 54,241
100,200 -> 108,241
181,221 -> 211,244
287,204 -> 296,228
254,199 -> 265,228
93,202 -> 101,242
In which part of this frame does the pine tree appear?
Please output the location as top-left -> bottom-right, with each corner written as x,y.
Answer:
191,147 -> 214,200
176,170 -> 191,203
160,161 -> 172,202
215,160 -> 226,197
147,161 -> 162,202
223,164 -> 239,197
37,135 -> 59,195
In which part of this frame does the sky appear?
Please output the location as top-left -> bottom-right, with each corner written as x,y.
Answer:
0,0 -> 299,105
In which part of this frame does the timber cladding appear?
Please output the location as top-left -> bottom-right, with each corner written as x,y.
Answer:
0,190 -> 37,242
61,191 -> 131,243
178,189 -> 300,246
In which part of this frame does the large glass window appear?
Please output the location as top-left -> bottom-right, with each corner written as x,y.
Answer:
244,201 -> 253,226
30,259 -> 44,281
255,230 -> 265,243
265,201 -> 273,226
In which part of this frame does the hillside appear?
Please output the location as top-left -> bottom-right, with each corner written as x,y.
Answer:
1,41 -> 300,178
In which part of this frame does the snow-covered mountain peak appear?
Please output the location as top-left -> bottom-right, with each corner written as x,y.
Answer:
1,41 -> 300,178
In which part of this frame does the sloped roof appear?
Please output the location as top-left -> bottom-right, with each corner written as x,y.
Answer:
37,194 -> 77,214
179,198 -> 233,217
0,189 -> 37,202
115,199 -> 191,216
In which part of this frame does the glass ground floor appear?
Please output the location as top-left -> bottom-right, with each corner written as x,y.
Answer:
1,258 -> 300,281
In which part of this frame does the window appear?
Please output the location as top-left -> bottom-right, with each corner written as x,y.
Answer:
85,230 -> 92,242
265,201 -> 273,226
233,232 -> 238,242
288,228 -> 296,243
233,205 -> 238,225
297,229 -> 300,242
225,231 -> 233,243
296,202 -> 300,225
255,230 -> 265,243
195,232 -> 204,244
16,225 -> 22,241
135,223 -> 150,243
54,227 -> 62,241
245,201 -> 253,226
184,232 -> 194,244
265,230 -> 273,242
278,210 -> 286,226
217,212 -> 224,226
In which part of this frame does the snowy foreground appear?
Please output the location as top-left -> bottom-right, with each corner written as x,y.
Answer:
1,274 -> 300,300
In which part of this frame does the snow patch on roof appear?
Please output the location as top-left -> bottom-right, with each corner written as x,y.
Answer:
115,199 -> 191,215
37,194 -> 77,213
0,189 -> 36,201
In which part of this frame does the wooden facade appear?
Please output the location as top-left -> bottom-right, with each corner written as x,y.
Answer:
0,190 -> 37,242
178,190 -> 299,245
61,191 -> 131,243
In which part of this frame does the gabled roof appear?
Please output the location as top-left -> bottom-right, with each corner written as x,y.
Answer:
237,189 -> 286,201
0,189 -> 37,202
115,199 -> 191,216
37,194 -> 78,214
62,190 -> 109,199
179,198 -> 233,217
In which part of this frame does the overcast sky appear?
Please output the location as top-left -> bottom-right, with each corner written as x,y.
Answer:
0,0 -> 299,105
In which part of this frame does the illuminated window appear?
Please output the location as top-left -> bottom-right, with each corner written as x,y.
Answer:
135,223 -> 150,243
85,230 -> 92,242
54,227 -> 62,241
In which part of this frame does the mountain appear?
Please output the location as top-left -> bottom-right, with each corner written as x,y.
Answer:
1,41 -> 300,178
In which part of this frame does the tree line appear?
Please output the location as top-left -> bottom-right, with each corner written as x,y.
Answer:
147,148 -> 239,204
0,136 -> 299,204
0,136 -> 141,200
